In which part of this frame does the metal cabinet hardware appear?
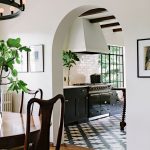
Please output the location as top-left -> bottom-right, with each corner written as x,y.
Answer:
65,100 -> 69,102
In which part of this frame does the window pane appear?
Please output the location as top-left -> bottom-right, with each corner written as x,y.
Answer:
117,47 -> 120,55
120,47 -> 123,55
100,46 -> 124,88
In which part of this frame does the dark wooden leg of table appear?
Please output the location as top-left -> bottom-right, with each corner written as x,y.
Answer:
120,89 -> 126,131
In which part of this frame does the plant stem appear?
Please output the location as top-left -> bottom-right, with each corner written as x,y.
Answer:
68,68 -> 70,86
0,65 -> 3,114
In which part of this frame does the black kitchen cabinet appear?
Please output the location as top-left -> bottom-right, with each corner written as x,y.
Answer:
64,88 -> 76,124
88,93 -> 101,117
64,87 -> 88,125
100,93 -> 111,115
109,90 -> 123,115
88,92 -> 111,118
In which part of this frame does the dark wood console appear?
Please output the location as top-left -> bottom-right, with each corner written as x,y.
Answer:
112,87 -> 126,131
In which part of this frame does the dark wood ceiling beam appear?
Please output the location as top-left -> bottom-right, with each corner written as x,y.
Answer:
101,22 -> 120,28
89,15 -> 116,23
79,8 -> 107,17
113,28 -> 122,32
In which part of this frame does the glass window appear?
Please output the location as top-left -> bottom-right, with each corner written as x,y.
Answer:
100,46 -> 124,88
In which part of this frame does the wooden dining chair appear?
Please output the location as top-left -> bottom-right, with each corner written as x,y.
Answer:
24,94 -> 65,150
20,88 -> 43,115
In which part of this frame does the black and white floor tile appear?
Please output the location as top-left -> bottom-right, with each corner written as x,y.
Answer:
64,115 -> 126,150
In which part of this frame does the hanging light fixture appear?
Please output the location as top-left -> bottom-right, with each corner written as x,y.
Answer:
0,0 -> 25,20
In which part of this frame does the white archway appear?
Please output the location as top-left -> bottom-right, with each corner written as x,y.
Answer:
51,5 -> 98,144
51,5 -> 125,144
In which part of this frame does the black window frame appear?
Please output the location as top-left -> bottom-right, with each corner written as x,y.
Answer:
100,45 -> 124,88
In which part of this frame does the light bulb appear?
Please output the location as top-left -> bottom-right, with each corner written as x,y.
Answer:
0,8 -> 4,13
10,6 -> 15,12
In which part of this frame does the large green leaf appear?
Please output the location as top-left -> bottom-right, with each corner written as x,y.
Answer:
7,61 -> 14,70
17,80 -> 28,92
19,46 -> 31,52
7,38 -> 21,48
12,69 -> 18,77
15,57 -> 20,64
0,57 -> 4,66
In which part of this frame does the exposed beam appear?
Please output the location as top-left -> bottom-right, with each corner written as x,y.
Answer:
89,16 -> 115,23
113,28 -> 122,32
101,22 -> 120,28
79,8 -> 107,17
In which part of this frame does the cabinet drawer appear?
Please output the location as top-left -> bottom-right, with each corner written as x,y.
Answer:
100,93 -> 111,104
101,104 -> 110,111
75,88 -> 88,96
89,107 -> 101,117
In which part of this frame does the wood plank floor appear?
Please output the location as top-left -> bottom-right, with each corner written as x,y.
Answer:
50,144 -> 92,150
12,144 -> 92,150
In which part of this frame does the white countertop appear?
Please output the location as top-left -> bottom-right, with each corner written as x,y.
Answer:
63,85 -> 89,89
63,83 -> 112,89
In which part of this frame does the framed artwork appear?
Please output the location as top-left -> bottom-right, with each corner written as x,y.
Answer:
14,51 -> 28,72
29,45 -> 44,72
137,38 -> 150,77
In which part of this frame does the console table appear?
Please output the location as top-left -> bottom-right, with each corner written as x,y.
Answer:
112,87 -> 126,131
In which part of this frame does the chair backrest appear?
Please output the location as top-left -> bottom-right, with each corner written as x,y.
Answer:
20,88 -> 43,115
24,94 -> 65,150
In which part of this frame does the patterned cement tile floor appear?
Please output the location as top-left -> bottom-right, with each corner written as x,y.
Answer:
64,115 -> 126,150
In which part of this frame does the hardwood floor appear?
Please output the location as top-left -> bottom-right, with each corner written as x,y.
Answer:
11,144 -> 91,150
50,144 -> 92,150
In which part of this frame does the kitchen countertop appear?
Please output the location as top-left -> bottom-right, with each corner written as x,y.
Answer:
63,85 -> 89,89
64,83 -> 112,89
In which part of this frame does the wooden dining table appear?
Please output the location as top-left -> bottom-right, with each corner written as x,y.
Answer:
0,112 -> 41,149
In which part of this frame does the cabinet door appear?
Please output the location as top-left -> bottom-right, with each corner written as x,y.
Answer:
64,89 -> 77,124
76,88 -> 88,121
109,91 -> 122,115
88,93 -> 101,117
100,93 -> 111,115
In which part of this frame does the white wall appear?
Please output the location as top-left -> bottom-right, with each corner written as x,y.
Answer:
64,54 -> 100,85
103,29 -> 124,46
1,0 -> 150,149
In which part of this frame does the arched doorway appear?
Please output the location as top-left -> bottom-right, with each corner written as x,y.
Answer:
52,5 -> 126,149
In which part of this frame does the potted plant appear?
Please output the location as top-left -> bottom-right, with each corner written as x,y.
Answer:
0,38 -> 31,114
63,50 -> 80,85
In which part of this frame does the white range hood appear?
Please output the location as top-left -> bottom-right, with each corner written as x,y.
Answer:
67,18 -> 109,54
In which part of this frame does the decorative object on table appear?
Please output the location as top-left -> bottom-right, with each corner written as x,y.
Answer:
0,0 -> 26,20
0,38 -> 31,114
137,38 -> 150,77
63,50 -> 80,85
29,45 -> 44,72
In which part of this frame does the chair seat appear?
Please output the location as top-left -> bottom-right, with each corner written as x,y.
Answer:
50,144 -> 92,150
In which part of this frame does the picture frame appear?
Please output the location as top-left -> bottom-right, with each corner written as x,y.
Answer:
29,44 -> 44,72
14,51 -> 28,73
137,38 -> 150,78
